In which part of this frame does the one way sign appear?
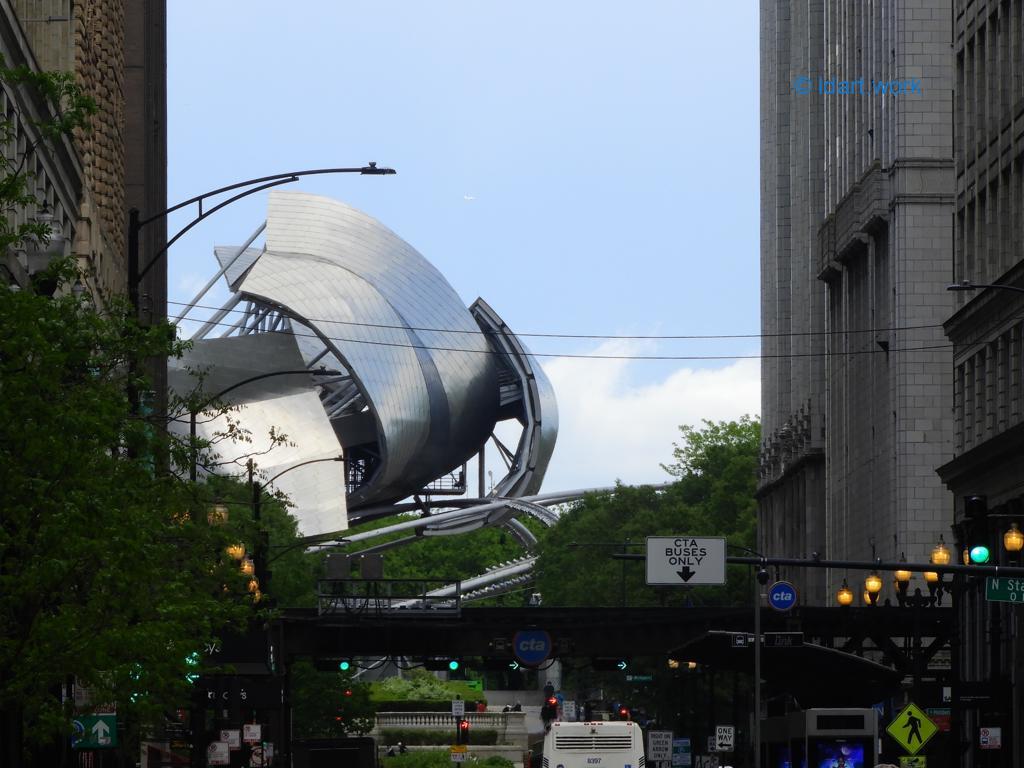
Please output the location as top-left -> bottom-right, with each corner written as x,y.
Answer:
646,537 -> 726,585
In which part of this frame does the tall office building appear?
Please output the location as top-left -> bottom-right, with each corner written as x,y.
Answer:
939,2 -> 1024,765
759,0 -> 955,604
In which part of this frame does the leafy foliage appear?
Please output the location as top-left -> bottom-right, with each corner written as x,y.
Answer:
381,753 -> 514,768
336,517 -> 542,606
289,661 -> 375,738
534,417 -> 760,608
379,728 -> 499,746
0,262 -> 254,742
371,669 -> 483,703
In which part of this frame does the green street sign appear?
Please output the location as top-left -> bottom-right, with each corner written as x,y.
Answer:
985,577 -> 1024,603
72,714 -> 117,749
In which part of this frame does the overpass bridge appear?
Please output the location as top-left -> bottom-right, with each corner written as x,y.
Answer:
271,603 -> 951,708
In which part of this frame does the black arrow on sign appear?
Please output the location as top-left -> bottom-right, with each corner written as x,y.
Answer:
677,567 -> 695,582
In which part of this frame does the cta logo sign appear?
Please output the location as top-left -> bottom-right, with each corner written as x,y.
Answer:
513,630 -> 552,666
767,581 -> 798,612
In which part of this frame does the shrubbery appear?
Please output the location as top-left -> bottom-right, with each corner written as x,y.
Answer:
379,729 -> 499,746
381,753 -> 514,768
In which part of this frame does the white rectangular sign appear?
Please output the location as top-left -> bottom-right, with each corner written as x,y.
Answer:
451,699 -> 465,717
220,729 -> 241,750
646,537 -> 727,585
648,731 -> 673,761
715,725 -> 734,752
207,742 -> 230,765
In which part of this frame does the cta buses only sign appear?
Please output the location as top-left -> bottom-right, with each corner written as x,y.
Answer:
646,537 -> 726,585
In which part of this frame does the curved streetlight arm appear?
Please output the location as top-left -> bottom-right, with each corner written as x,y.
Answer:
129,162 -> 396,308
138,177 -> 296,283
253,454 -> 346,507
947,280 -> 1024,295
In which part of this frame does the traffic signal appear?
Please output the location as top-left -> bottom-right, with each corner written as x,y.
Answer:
541,696 -> 558,727
618,705 -> 631,721
456,717 -> 471,744
964,495 -> 991,564
314,657 -> 355,673
591,657 -> 629,671
423,657 -> 461,671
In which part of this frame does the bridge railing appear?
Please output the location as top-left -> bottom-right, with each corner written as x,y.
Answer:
317,578 -> 462,617
373,711 -> 528,749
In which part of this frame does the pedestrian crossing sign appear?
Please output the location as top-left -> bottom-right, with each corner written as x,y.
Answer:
886,703 -> 938,755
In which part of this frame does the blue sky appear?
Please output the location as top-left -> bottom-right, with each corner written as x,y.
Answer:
167,1 -> 761,493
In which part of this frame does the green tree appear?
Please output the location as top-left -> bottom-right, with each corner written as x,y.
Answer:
290,661 -> 375,738
534,416 -> 760,608
0,261 -> 255,752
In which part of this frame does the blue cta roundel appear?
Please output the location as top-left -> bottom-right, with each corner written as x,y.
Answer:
513,629 -> 553,666
767,581 -> 798,611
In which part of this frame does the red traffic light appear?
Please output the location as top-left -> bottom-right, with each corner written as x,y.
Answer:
344,688 -> 353,697
618,706 -> 630,720
459,718 -> 471,731
546,697 -> 557,707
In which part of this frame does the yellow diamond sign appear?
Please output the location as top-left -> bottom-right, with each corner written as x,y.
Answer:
886,703 -> 938,755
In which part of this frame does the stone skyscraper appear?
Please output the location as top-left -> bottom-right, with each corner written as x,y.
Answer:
759,0 -> 954,604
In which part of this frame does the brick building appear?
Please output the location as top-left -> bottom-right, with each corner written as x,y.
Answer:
0,0 -> 165,313
759,0 -> 954,604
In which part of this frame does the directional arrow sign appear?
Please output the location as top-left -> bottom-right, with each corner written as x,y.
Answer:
617,661 -> 627,670
646,536 -> 726,585
71,714 -> 117,749
508,661 -> 520,671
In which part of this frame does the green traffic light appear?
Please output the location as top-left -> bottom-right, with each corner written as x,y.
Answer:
448,660 -> 460,671
969,544 -> 991,564
338,660 -> 351,671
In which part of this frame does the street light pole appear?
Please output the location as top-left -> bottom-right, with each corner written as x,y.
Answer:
246,454 -> 344,596
753,562 -> 766,768
127,163 -> 396,315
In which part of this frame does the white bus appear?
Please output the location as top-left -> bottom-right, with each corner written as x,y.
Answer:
542,720 -> 646,768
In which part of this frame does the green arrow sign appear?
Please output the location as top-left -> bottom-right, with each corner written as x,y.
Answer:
985,577 -> 1024,603
72,714 -> 117,749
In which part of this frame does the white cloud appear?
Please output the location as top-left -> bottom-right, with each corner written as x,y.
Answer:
529,341 -> 761,493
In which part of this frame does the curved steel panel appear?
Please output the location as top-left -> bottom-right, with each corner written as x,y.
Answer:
470,298 -> 558,497
235,192 -> 499,507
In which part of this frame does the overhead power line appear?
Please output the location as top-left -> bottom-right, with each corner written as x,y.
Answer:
167,299 -> 947,341
166,311 -> 954,361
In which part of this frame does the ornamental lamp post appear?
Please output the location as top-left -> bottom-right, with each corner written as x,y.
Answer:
246,455 -> 344,599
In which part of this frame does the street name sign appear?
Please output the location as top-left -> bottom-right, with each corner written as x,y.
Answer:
886,702 -> 938,755
985,577 -> 1024,603
646,537 -> 726,585
671,738 -> 692,768
763,632 -> 804,648
648,730 -> 674,762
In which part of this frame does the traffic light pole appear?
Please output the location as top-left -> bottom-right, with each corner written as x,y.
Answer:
753,568 -> 762,768
612,553 -> 1024,578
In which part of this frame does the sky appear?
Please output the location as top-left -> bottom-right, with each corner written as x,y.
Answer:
166,1 -> 761,495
